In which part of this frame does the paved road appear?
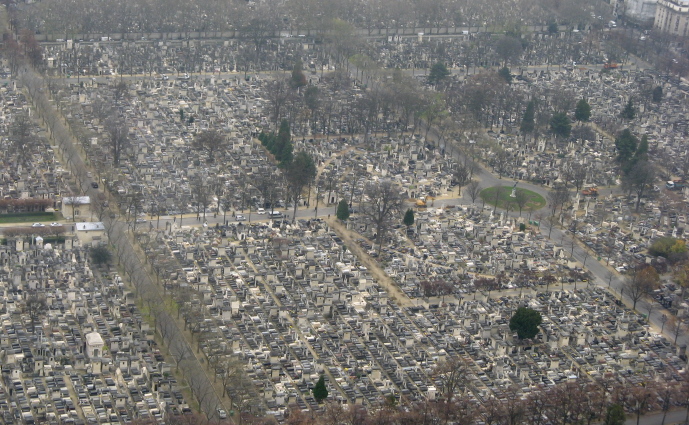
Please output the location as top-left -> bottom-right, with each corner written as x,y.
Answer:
18,65 -> 228,421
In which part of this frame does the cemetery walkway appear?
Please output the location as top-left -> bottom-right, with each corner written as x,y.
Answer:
15,54 -> 228,419
326,217 -> 414,308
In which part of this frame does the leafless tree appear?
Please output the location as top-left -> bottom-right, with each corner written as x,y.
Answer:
549,184 -> 571,221
668,316 -> 687,344
361,180 -> 404,254
9,112 -> 36,165
624,265 -> 660,310
194,129 -> 227,162
514,189 -> 530,216
24,294 -> 47,333
453,163 -> 471,196
267,79 -> 291,129
105,117 -> 128,167
284,152 -> 316,222
192,176 -> 213,221
466,181 -> 482,204
432,357 -> 467,404
170,336 -> 194,374
621,160 -> 656,212
493,148 -> 510,179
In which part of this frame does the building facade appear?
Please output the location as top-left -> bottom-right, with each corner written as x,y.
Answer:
625,0 -> 658,23
655,0 -> 689,36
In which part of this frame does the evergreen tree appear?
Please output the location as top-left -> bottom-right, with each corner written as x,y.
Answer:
312,375 -> 328,403
520,100 -> 535,135
574,98 -> 591,122
336,199 -> 350,221
634,135 -> 649,161
403,208 -> 415,228
498,67 -> 512,84
603,404 -> 626,425
291,59 -> 307,88
90,245 -> 112,266
427,62 -> 450,86
509,307 -> 543,339
621,98 -> 636,120
615,128 -> 639,167
275,119 -> 293,164
652,86 -> 663,103
549,111 -> 571,139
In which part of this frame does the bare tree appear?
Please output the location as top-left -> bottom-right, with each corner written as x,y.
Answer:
191,176 -> 212,221
105,117 -> 128,167
267,79 -> 291,129
170,336 -> 194,374
432,357 -> 467,403
466,180 -> 482,204
493,148 -> 510,179
453,163 -> 471,196
194,129 -> 227,162
514,189 -> 529,216
9,112 -> 36,165
361,180 -> 404,254
284,152 -> 316,222
622,160 -> 656,212
24,294 -> 47,333
668,316 -> 687,344
624,266 -> 660,310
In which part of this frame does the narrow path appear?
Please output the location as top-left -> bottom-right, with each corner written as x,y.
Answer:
326,217 -> 413,308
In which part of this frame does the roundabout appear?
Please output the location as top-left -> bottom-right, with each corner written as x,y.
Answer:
479,185 -> 546,212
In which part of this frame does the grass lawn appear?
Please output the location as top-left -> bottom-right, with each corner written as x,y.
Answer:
480,186 -> 546,212
0,212 -> 61,224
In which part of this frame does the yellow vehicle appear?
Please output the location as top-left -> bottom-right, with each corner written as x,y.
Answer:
416,195 -> 435,208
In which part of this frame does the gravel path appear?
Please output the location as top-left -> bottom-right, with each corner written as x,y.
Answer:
326,217 -> 414,308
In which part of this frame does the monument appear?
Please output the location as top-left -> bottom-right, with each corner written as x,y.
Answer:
510,181 -> 518,198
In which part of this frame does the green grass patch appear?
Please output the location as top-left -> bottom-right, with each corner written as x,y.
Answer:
480,186 -> 546,212
0,212 -> 61,224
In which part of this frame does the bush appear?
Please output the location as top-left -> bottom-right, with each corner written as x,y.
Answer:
649,237 -> 687,262
90,245 -> 112,266
509,307 -> 542,340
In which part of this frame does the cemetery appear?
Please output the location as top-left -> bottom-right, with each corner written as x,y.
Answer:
1,8 -> 689,425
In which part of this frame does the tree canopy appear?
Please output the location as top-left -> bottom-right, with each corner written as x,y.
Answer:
498,66 -> 512,84
621,98 -> 636,120
403,208 -> 415,228
90,245 -> 112,266
312,375 -> 328,403
615,129 -> 638,166
258,119 -> 293,165
193,129 -> 226,161
549,111 -> 571,139
427,62 -> 450,86
574,98 -> 591,122
520,100 -> 535,135
291,59 -> 307,88
509,307 -> 542,339
284,151 -> 317,221
649,237 -> 688,259
336,199 -> 350,221
604,404 -> 626,425
496,36 -> 523,66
